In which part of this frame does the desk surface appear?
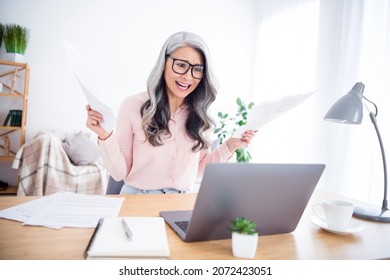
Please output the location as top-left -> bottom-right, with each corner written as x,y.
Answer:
0,191 -> 389,260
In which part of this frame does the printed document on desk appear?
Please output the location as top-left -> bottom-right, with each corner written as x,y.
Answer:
0,192 -> 124,229
234,90 -> 316,137
63,38 -> 116,132
85,217 -> 170,259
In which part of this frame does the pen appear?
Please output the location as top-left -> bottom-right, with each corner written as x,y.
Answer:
121,218 -> 134,241
84,218 -> 104,258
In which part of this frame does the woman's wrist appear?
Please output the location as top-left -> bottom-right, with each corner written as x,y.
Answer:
98,131 -> 113,141
226,138 -> 238,153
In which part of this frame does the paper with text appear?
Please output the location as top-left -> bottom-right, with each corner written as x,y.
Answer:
0,192 -> 124,229
0,194 -> 54,223
234,90 -> 316,137
63,39 -> 116,132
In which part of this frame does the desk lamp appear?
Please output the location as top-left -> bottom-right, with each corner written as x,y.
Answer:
324,82 -> 390,222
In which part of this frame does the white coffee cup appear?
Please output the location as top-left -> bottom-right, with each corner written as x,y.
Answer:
312,199 -> 354,231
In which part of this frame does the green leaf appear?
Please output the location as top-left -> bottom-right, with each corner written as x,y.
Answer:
237,120 -> 246,126
217,112 -> 226,119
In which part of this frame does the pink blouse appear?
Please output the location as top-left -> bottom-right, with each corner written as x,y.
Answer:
98,92 -> 234,191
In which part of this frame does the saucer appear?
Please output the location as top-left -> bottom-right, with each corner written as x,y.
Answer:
310,215 -> 364,235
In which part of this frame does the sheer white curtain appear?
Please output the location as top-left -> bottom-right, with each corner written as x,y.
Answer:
251,0 -> 321,165
252,0 -> 390,204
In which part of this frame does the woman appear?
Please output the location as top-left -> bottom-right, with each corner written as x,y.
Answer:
86,31 -> 256,194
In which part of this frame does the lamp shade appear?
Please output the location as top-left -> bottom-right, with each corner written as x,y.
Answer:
323,82 -> 364,124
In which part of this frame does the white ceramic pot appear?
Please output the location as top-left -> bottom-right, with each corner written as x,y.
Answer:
232,232 -> 259,259
6,53 -> 25,63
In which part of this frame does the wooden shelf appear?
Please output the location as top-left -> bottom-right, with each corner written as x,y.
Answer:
0,60 -> 28,67
0,126 -> 22,130
0,92 -> 24,98
0,61 -> 29,195
0,156 -> 15,162
0,185 -> 17,195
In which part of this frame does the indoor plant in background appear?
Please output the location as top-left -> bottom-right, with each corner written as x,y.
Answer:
0,23 -> 4,49
0,24 -> 3,92
229,217 -> 259,258
214,97 -> 254,162
3,23 -> 29,62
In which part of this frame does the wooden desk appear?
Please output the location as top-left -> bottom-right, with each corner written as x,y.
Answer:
0,191 -> 389,260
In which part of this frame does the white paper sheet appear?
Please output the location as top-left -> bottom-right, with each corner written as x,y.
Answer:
234,90 -> 316,137
63,39 -> 116,132
0,192 -> 124,229
0,194 -> 55,223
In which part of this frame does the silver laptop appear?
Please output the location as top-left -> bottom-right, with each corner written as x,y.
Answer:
160,163 -> 325,242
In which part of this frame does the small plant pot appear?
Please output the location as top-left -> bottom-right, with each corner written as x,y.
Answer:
6,53 -> 25,63
232,232 -> 259,259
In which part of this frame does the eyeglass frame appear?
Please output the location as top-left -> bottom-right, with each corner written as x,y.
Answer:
166,54 -> 205,80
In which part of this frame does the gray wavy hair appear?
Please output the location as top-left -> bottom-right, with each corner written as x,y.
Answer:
141,31 -> 219,152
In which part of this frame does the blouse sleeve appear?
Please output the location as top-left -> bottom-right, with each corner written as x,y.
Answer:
197,141 -> 234,177
98,97 -> 135,181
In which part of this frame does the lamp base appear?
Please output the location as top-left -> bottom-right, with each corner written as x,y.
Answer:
353,205 -> 390,223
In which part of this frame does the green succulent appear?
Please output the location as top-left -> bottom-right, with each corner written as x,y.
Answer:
229,217 -> 258,235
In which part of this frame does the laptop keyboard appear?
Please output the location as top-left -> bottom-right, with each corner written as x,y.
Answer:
174,221 -> 189,233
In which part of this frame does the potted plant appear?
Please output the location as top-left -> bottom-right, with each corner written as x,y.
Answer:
214,97 -> 254,162
0,23 -> 4,49
229,217 -> 259,258
3,24 -> 29,62
0,24 -> 4,91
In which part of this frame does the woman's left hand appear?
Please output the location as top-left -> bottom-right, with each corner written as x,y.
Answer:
226,130 -> 257,153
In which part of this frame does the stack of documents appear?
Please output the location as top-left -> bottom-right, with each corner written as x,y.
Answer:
85,217 -> 170,259
0,192 -> 124,229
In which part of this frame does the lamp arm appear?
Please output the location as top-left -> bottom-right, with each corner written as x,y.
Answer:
369,112 -> 388,210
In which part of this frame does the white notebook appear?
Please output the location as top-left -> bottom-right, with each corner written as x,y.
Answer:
85,217 -> 170,259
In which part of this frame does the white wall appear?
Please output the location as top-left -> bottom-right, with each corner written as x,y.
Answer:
0,0 -> 258,183
0,0 -> 258,140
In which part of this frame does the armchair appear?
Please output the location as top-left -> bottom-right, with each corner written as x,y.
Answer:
13,130 -> 108,196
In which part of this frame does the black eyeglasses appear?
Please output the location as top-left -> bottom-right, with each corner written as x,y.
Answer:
166,54 -> 204,80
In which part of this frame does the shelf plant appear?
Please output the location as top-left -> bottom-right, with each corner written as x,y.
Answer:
214,97 -> 254,162
229,217 -> 259,258
3,24 -> 29,62
0,23 -> 4,48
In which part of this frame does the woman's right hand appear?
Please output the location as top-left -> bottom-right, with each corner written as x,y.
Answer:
85,105 -> 112,140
